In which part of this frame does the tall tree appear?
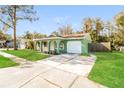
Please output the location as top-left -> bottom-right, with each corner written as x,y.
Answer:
0,31 -> 6,40
22,31 -> 33,39
22,31 -> 46,39
115,12 -> 124,33
81,18 -> 104,42
104,21 -> 111,36
51,31 -> 60,36
94,18 -> 104,35
33,31 -> 46,39
111,31 -> 124,49
58,24 -> 73,36
0,5 -> 38,50
92,18 -> 104,42
51,24 -> 73,36
82,18 -> 92,33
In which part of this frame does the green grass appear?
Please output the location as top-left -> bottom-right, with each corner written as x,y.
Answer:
3,49 -> 49,61
88,51 -> 124,88
0,55 -> 19,68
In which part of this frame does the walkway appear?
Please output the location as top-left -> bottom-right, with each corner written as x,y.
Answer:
0,51 -> 33,68
0,51 -> 106,88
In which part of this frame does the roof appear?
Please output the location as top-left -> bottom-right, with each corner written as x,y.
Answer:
62,34 -> 85,38
33,33 -> 90,41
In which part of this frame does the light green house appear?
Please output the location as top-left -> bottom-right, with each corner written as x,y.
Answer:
33,33 -> 91,54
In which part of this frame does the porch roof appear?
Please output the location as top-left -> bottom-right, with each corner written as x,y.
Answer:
33,33 -> 89,41
0,40 -> 6,43
33,37 -> 85,41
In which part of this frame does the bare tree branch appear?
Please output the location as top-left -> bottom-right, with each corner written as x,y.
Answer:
0,18 -> 13,28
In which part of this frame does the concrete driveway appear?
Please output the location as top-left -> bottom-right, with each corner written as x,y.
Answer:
0,53 -> 105,88
37,54 -> 95,76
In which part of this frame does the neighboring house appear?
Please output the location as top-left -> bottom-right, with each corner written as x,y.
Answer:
18,39 -> 28,49
6,39 -> 27,49
6,40 -> 19,48
0,39 -> 30,49
33,33 -> 91,54
18,39 -> 33,49
0,40 -> 6,48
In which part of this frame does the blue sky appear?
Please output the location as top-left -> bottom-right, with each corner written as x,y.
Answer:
7,5 -> 124,36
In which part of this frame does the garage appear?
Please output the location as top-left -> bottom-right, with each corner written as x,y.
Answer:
67,41 -> 82,53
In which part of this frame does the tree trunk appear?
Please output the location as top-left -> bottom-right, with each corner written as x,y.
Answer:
13,5 -> 17,50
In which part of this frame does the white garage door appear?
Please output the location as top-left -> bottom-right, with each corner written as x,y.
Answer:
67,41 -> 82,53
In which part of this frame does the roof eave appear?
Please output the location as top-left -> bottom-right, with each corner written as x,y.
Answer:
33,37 -> 85,41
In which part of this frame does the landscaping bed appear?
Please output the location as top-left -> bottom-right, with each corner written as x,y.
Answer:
3,49 -> 49,61
0,55 -> 19,68
88,51 -> 124,88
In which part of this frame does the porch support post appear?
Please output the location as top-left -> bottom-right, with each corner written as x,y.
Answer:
56,40 -> 60,54
39,41 -> 42,52
64,40 -> 67,53
34,41 -> 37,50
47,40 -> 50,54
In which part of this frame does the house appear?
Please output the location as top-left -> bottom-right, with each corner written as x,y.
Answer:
0,40 -> 6,48
6,40 -> 20,48
33,33 -> 91,54
0,39 -> 32,49
18,39 -> 32,49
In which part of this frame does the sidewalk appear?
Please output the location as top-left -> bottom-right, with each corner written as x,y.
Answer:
0,51 -> 33,67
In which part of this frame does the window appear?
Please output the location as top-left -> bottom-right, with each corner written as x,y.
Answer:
44,42 -> 47,47
60,42 -> 64,50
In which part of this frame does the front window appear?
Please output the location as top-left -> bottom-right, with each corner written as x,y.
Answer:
60,42 -> 64,50
44,42 -> 47,47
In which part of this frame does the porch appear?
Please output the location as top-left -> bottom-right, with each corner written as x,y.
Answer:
34,39 -> 66,55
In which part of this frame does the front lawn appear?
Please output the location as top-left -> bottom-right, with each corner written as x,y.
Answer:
88,51 -> 124,88
0,55 -> 19,68
3,49 -> 49,61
